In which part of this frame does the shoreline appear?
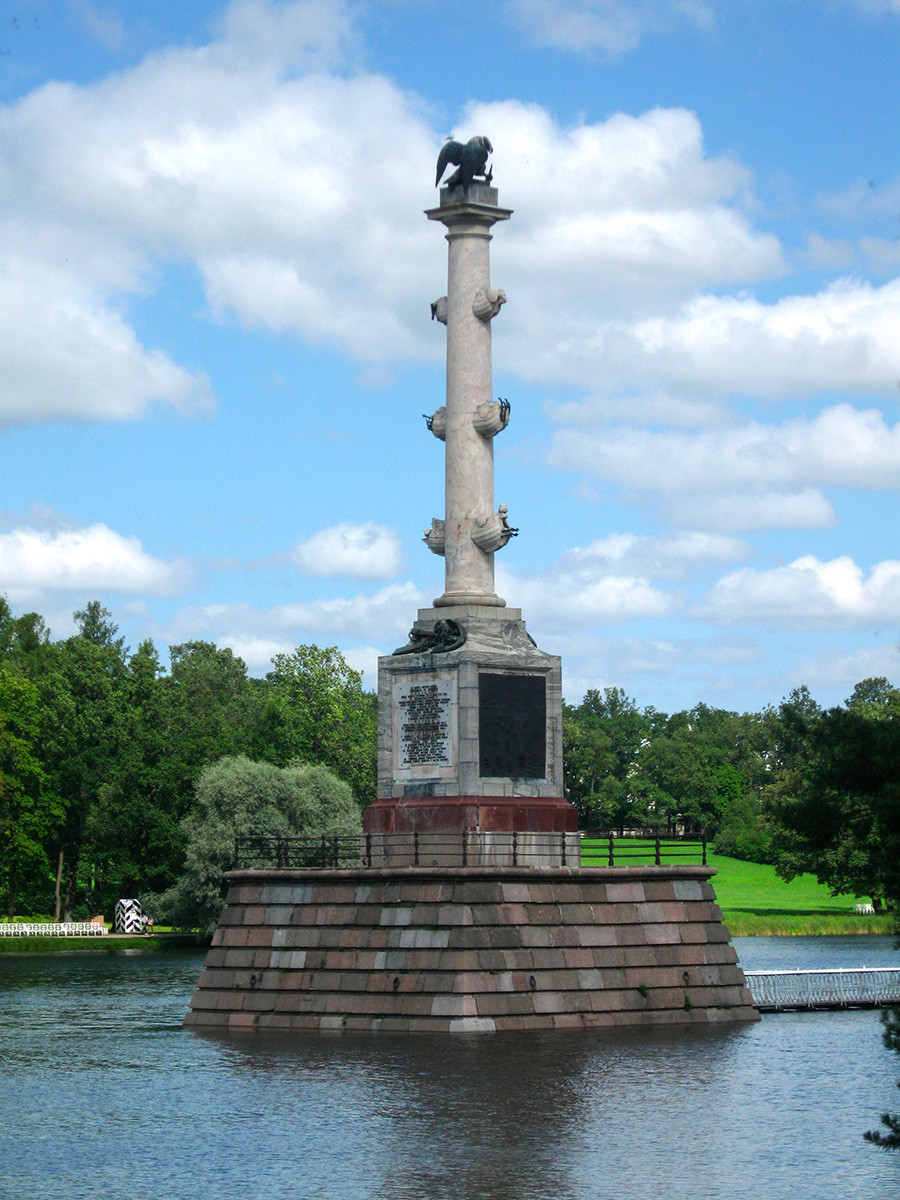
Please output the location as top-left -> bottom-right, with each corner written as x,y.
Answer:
0,917 -> 891,952
0,931 -> 204,954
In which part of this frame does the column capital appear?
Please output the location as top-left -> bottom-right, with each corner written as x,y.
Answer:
425,190 -> 512,231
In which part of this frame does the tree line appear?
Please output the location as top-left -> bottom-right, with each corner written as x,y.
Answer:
565,680 -> 900,913
0,598 -> 375,922
1,596 -> 897,922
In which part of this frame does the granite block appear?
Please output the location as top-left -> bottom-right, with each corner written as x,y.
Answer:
644,924 -> 680,945
605,882 -> 646,903
528,904 -> 561,925
578,925 -> 617,947
672,880 -> 704,901
564,948 -> 595,970
431,994 -> 478,1017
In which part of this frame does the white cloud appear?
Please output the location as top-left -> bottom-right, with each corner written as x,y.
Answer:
546,391 -> 729,429
790,643 -> 900,695
549,404 -> 900,499
292,522 -> 405,580
72,2 -> 127,52
496,531 -> 738,626
534,277 -> 900,397
4,0 -> 899,434
213,0 -> 356,70
0,250 -> 214,429
698,555 -> 900,628
817,174 -> 900,223
0,524 -> 190,600
508,0 -> 714,57
165,581 -> 427,649
0,28 -> 802,425
666,489 -> 837,533
553,530 -> 748,579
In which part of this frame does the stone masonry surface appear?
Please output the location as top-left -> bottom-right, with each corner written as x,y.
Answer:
184,866 -> 758,1033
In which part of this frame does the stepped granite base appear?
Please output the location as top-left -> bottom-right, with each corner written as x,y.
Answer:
184,865 -> 758,1033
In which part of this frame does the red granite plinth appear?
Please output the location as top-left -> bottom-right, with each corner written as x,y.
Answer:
184,865 -> 759,1034
363,795 -> 576,834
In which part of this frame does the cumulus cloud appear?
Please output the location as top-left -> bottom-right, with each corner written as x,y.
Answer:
166,581 -> 426,647
552,530 -> 748,579
4,0 -> 900,437
532,277 -> 900,397
0,523 -> 190,601
508,0 -> 714,57
291,522 -> 405,580
495,529 -> 743,627
550,404 -> 900,503
0,250 -> 214,429
698,555 -> 900,628
666,489 -> 837,533
1,14 -> 814,426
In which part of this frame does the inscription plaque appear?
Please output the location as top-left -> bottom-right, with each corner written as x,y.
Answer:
479,673 -> 546,779
396,679 -> 454,769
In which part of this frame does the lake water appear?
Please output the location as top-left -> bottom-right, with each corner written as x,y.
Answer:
1,936 -> 898,1200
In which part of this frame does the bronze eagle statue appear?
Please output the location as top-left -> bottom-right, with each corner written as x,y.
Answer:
435,135 -> 493,191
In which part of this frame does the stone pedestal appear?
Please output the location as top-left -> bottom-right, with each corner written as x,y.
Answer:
184,865 -> 759,1033
365,605 -> 577,865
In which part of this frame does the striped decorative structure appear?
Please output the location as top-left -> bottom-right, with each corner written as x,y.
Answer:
114,899 -> 143,934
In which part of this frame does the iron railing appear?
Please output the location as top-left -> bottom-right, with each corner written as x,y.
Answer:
232,830 -> 708,871
745,967 -> 900,1011
580,831 -> 707,867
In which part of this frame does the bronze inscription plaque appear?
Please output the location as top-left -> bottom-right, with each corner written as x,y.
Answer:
479,673 -> 546,779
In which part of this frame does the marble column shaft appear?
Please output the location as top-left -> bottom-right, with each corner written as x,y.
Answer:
428,194 -> 511,607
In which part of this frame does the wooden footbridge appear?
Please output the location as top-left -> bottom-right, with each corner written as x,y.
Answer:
744,967 -> 900,1012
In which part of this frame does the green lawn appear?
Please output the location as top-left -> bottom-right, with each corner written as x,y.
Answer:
580,839 -> 889,935
708,854 -> 888,936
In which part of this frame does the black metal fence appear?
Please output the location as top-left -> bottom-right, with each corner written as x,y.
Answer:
232,829 -> 707,871
580,831 -> 708,867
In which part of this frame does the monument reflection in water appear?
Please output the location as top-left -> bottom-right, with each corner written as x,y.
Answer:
6,946 -> 900,1200
184,141 -> 757,1034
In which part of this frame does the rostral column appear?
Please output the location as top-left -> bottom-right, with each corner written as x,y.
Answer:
364,139 -> 577,860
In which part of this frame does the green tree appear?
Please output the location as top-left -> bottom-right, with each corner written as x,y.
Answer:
81,639 -> 185,911
39,605 -> 129,919
162,641 -> 260,814
262,645 -> 376,805
158,755 -> 363,934
865,1006 -> 900,1150
563,688 -> 651,829
770,680 -> 900,911
0,670 -> 61,918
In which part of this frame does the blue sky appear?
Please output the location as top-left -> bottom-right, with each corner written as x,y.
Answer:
2,0 -> 900,714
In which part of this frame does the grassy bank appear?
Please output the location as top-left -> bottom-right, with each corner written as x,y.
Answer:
708,854 -> 889,936
3,854 -> 891,948
0,931 -> 202,954
579,840 -> 889,936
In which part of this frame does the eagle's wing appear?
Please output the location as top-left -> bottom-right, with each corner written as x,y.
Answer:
435,140 -> 464,186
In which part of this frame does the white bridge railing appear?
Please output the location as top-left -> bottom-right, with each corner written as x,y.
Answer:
745,967 -> 900,1011
0,922 -> 105,937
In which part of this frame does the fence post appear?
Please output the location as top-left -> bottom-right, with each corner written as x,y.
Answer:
462,829 -> 468,867
276,837 -> 284,869
702,836 -> 707,866
655,836 -> 661,866
233,834 -> 240,869
561,831 -> 567,867
365,832 -> 372,867
321,833 -> 327,868
414,830 -> 419,867
512,830 -> 518,867
608,833 -> 615,867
